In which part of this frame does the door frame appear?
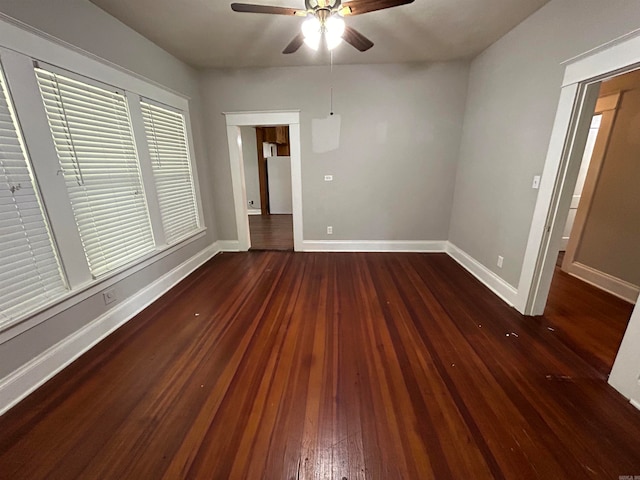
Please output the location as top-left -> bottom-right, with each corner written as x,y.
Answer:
224,110 -> 303,251
514,32 -> 640,403
517,33 -> 640,314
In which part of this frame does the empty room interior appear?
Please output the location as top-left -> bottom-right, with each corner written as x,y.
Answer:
0,0 -> 640,478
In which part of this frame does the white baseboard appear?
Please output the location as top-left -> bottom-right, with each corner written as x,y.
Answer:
446,242 -> 518,307
563,261 -> 639,304
301,240 -> 447,253
217,240 -> 242,252
631,399 -> 640,411
0,241 -> 222,416
247,209 -> 261,216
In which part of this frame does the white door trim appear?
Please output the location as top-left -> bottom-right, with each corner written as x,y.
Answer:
517,33 -> 640,315
224,111 -> 303,251
514,31 -> 640,403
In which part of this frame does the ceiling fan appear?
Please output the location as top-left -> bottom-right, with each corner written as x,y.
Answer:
231,0 -> 415,54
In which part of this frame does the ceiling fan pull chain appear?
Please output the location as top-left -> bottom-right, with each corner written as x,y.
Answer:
330,49 -> 334,115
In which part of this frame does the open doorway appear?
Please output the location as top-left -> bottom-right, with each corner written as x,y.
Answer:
240,125 -> 294,250
532,68 -> 640,375
513,33 -> 640,406
224,110 -> 303,252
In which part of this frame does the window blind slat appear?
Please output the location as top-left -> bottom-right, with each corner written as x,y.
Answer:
0,63 -> 67,323
36,68 -> 155,278
141,101 -> 199,245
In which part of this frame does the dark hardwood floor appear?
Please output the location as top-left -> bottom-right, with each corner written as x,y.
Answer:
1,252 -> 639,479
249,214 -> 293,250
542,253 -> 634,375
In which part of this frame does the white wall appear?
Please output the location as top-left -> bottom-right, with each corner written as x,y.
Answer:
448,0 -> 640,287
201,62 -> 469,242
0,0 -> 216,382
240,126 -> 261,210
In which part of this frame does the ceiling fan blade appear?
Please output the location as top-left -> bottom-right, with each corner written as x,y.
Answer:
230,3 -> 305,15
283,33 -> 306,54
342,0 -> 414,15
342,26 -> 374,52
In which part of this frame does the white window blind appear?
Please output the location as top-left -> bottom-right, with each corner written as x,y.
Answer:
35,67 -> 155,277
0,64 -> 66,324
140,100 -> 199,244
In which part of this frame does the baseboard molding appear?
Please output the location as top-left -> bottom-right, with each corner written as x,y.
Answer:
563,261 -> 639,304
631,399 -> 640,412
0,241 -> 222,416
247,209 -> 261,216
217,240 -> 242,252
446,242 -> 518,307
301,240 -> 447,253
301,240 -> 520,308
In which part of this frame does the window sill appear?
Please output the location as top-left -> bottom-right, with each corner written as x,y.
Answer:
0,227 -> 208,344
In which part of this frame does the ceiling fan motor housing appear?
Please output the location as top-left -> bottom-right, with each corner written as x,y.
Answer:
305,0 -> 342,16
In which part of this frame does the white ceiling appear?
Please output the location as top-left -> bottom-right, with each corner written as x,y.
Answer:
89,0 -> 549,69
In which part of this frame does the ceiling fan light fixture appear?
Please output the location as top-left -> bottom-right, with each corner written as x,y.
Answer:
325,15 -> 345,50
302,16 -> 322,50
337,5 -> 351,16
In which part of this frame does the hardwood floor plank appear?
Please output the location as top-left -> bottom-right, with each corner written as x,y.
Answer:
1,252 -> 639,479
544,263 -> 633,374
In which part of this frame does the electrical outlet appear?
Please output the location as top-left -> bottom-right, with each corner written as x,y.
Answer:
327,226 -> 333,235
103,288 -> 117,305
497,256 -> 504,268
324,175 -> 333,182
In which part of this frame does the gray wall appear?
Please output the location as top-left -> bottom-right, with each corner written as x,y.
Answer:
240,126 -> 261,210
448,0 -> 640,287
0,0 -> 216,378
201,62 -> 469,241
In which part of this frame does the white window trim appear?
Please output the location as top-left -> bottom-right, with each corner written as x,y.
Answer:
0,13 -> 190,111
0,48 -> 91,289
0,17 -> 207,340
0,228 -> 206,344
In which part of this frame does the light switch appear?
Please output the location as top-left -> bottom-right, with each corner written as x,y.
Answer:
324,175 -> 333,182
532,175 -> 541,189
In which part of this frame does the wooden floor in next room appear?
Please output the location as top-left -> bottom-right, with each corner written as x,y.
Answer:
249,214 -> 293,250
0,252 -> 638,479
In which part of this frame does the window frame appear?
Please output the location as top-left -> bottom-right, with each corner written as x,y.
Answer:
35,63 -> 158,278
0,35 -> 206,340
139,97 -> 201,245
0,56 -> 68,327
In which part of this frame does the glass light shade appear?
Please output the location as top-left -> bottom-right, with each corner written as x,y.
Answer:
302,16 -> 322,51
325,16 -> 345,50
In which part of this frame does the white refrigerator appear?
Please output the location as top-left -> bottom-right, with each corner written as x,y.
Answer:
267,156 -> 293,214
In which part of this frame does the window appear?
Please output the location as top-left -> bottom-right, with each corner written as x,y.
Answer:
35,67 -> 155,277
140,100 -> 199,244
0,63 -> 66,323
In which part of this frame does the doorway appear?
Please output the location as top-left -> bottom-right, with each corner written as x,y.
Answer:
241,125 -> 294,250
224,110 -> 303,252
539,71 -> 640,373
515,33 -> 640,405
535,69 -> 640,372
